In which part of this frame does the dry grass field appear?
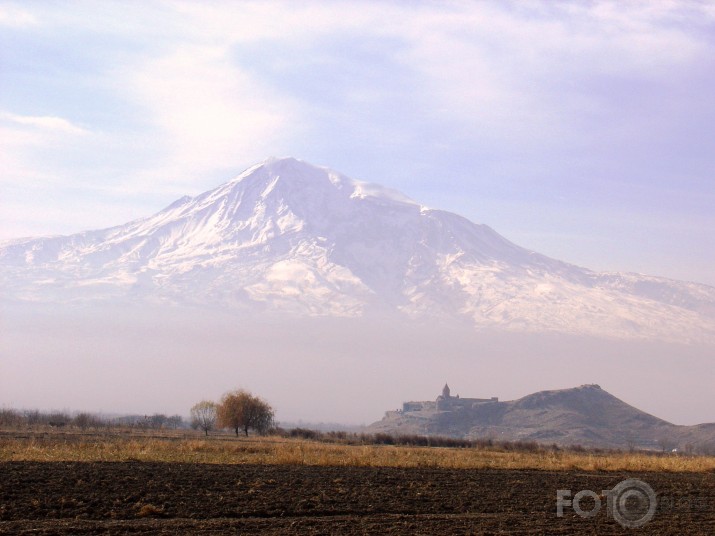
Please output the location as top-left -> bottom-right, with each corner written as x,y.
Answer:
1,428 -> 714,472
2,429 -> 714,534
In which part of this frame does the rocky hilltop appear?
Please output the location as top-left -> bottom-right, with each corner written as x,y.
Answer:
369,384 -> 715,451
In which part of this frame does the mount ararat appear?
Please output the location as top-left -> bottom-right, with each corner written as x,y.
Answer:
2,157 -> 714,343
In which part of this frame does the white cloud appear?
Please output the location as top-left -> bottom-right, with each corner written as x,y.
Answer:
1,112 -> 88,135
387,1 -> 713,145
0,112 -> 91,197
169,1 -> 397,44
137,1 -> 713,163
118,43 -> 299,185
102,1 -> 408,187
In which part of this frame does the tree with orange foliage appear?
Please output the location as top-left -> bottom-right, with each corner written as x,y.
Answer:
217,389 -> 274,437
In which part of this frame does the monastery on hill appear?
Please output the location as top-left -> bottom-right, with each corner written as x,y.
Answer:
400,384 -> 499,413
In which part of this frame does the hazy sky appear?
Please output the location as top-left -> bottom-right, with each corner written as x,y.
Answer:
3,305 -> 714,425
1,0 -> 714,286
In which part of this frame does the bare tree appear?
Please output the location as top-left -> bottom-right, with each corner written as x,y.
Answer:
217,390 -> 274,437
47,411 -> 71,427
190,401 -> 217,436
74,412 -> 93,430
657,435 -> 678,453
149,413 -> 168,429
24,409 -> 41,426
73,412 -> 104,430
166,415 -> 184,429
0,408 -> 22,427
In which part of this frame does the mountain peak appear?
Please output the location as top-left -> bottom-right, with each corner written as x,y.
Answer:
230,156 -> 326,186
246,156 -> 322,183
229,157 -> 421,208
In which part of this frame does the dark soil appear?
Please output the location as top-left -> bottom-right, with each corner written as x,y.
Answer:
1,462 -> 713,534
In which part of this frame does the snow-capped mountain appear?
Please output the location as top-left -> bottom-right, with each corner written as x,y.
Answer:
2,157 -> 714,342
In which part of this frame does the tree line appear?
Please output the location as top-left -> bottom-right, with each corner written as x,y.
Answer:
0,408 -> 185,430
0,389 -> 274,438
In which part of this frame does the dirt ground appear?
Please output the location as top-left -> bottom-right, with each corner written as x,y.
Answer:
1,461 -> 713,535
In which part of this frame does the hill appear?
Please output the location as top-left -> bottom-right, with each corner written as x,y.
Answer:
368,384 -> 715,451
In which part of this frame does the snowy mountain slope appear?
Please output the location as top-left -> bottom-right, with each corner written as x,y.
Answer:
2,157 -> 714,342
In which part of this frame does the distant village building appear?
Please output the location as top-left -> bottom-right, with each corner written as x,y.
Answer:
400,383 -> 498,414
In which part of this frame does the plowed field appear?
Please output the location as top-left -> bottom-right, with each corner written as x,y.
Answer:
1,461 -> 713,534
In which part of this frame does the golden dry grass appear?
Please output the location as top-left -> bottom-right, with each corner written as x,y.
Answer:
1,431 -> 714,472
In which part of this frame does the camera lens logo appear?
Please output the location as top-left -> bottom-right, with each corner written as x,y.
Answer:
557,477 -> 657,528
608,478 -> 657,528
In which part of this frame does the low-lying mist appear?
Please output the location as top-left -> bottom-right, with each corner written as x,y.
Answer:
1,302 -> 713,426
